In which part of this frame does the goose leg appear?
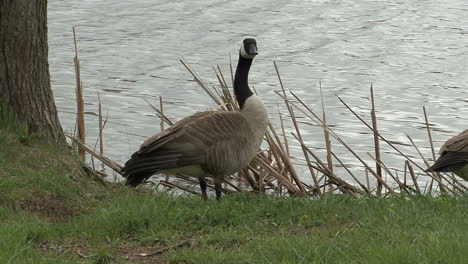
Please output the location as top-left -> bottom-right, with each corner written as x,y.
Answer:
215,183 -> 222,201
199,179 -> 208,201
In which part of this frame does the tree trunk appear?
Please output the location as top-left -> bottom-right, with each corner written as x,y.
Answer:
0,0 -> 65,144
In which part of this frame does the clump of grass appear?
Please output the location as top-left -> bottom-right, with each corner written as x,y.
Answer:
91,246 -> 114,264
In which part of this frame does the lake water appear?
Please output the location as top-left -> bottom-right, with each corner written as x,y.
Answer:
48,0 -> 468,185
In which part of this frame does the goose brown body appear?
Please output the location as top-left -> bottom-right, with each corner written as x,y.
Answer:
122,38 -> 268,199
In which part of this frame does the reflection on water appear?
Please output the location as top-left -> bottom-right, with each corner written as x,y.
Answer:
48,0 -> 468,183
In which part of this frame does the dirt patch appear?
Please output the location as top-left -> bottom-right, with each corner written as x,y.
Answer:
39,240 -> 90,259
19,195 -> 81,221
38,239 -> 194,264
116,244 -> 183,264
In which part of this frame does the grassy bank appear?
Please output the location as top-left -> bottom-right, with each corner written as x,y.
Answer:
1,123 -> 468,263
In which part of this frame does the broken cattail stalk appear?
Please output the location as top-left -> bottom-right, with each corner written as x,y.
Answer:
370,84 -> 383,195
73,27 -> 85,161
97,91 -> 104,155
319,81 -> 334,175
159,96 -> 165,131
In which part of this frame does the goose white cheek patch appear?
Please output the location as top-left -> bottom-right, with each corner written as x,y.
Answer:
240,45 -> 256,59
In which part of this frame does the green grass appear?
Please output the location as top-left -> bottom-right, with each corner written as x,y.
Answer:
0,117 -> 467,263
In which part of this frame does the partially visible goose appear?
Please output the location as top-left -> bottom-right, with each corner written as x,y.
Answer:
426,129 -> 468,180
122,38 -> 269,200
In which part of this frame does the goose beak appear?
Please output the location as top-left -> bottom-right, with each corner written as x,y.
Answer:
248,45 -> 258,56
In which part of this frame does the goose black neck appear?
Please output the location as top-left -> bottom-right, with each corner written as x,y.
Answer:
234,54 -> 254,109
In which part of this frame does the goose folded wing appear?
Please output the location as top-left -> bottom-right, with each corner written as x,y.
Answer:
426,151 -> 468,172
123,111 -> 252,175
439,129 -> 468,154
137,111 -> 214,154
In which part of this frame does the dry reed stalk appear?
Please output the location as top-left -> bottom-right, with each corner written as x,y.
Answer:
157,96 -> 171,182
212,66 -> 229,110
217,65 -> 229,92
365,168 -> 370,191
265,122 -> 305,194
229,53 -> 234,88
422,106 -> 445,193
370,84 -> 383,195
291,133 -> 361,196
93,169 -> 109,179
278,105 -> 290,157
264,132 -> 285,176
223,177 -> 243,193
405,135 -> 465,194
97,91 -> 104,155
180,59 -> 223,106
403,161 -> 407,186
284,92 -> 394,194
144,98 -> 173,126
438,173 -> 467,193
254,155 -> 303,195
319,81 -> 334,175
159,96 -> 165,131
423,107 -> 437,161
239,168 -> 257,190
331,151 -> 371,194
274,62 -> 315,195
65,133 -> 123,174
263,133 -> 290,194
367,153 -> 410,194
159,181 -> 200,196
335,96 -> 454,185
215,66 -> 237,111
406,135 -> 445,193
286,105 -> 315,194
73,27 -> 86,160
406,161 -> 421,194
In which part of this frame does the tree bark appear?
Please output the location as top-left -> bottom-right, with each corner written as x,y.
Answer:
0,0 -> 65,144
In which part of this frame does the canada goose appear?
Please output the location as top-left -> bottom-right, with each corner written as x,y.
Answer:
426,129 -> 468,181
122,38 -> 269,200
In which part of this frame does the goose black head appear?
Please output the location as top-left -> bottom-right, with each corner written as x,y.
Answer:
240,38 -> 258,59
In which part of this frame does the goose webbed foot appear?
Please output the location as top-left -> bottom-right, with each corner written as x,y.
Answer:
199,179 -> 208,201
